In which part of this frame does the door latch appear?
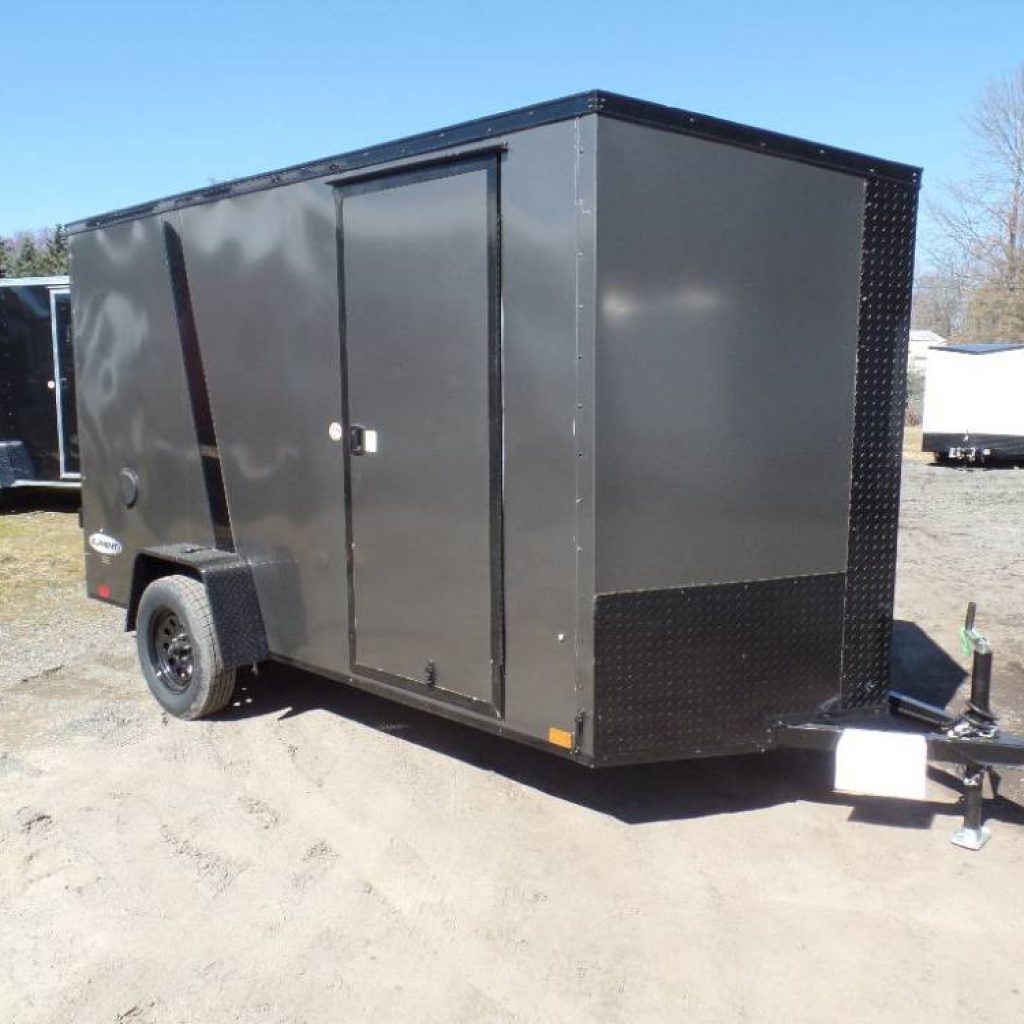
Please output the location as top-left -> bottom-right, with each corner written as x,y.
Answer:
349,424 -> 379,456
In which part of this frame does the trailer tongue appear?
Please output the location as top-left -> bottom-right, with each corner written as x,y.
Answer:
774,603 -> 1023,850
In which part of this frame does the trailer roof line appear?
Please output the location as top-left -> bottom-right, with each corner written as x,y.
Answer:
67,90 -> 922,235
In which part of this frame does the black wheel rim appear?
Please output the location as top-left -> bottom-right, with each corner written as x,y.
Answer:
150,608 -> 194,694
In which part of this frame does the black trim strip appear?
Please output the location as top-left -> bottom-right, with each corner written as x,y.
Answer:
69,91 -> 921,234
162,221 -> 235,551
333,153 -> 506,716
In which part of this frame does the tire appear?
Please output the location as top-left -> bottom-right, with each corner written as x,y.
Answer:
135,574 -> 236,719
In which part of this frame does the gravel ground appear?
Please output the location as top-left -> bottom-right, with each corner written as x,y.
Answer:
1,460 -> 1023,1023
0,493 -> 122,688
894,460 -> 1024,734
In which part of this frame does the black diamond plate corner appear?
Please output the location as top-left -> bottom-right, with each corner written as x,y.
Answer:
840,176 -> 919,708
593,574 -> 846,763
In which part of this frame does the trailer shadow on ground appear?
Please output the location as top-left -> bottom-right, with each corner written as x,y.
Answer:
890,619 -> 967,709
0,488 -> 79,516
217,642 -> 1024,831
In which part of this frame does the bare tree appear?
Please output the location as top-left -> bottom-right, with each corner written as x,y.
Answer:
931,64 -> 1024,339
912,251 -> 969,337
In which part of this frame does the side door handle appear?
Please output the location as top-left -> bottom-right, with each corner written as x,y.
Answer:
349,425 -> 379,456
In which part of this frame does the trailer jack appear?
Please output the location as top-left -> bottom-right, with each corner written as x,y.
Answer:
773,603 -> 1024,850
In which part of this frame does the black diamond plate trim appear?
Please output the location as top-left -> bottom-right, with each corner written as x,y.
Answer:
840,177 -> 918,708
593,574 -> 846,763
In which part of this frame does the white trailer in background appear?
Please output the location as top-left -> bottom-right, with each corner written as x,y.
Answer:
922,342 -> 1024,462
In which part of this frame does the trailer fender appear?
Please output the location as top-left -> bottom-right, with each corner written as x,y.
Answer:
127,544 -> 268,670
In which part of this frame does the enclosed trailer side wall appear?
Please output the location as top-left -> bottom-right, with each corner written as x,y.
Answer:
73,120 -> 595,751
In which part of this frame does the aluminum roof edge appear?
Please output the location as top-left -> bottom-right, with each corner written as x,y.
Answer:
67,89 -> 922,235
595,92 -> 922,188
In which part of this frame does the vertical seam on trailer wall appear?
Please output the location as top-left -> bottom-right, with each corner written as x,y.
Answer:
839,176 -> 918,707
333,188 -> 358,669
572,118 -> 583,724
488,154 -> 507,716
162,217 -> 236,552
572,115 -> 599,753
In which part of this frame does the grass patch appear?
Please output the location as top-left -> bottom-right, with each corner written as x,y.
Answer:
0,510 -> 84,614
903,424 -> 928,462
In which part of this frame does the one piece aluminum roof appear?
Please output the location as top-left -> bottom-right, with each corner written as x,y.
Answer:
67,90 -> 922,235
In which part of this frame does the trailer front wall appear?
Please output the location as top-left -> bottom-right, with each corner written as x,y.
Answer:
591,119 -> 868,760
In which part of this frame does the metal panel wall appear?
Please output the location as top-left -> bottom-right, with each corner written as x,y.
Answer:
590,120 -> 871,761
593,119 -> 865,592
178,183 -> 349,675
501,120 -> 594,746
171,122 -> 587,744
71,218 -> 215,601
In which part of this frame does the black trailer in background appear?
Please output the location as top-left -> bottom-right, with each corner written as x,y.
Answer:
0,276 -> 80,491
68,90 -> 1024,847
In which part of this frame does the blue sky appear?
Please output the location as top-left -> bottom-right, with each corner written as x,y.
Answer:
4,0 -> 1022,268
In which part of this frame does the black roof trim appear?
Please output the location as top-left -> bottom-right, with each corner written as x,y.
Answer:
67,90 -> 922,234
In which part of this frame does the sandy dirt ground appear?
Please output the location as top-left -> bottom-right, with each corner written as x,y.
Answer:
1,460 -> 1023,1024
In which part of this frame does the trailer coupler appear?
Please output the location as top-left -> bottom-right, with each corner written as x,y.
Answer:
772,603 -> 1023,850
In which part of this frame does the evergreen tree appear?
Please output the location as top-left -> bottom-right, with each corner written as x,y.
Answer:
43,225 -> 69,275
0,226 -> 69,277
10,234 -> 41,277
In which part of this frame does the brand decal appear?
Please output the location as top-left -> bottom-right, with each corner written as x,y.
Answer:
88,532 -> 123,557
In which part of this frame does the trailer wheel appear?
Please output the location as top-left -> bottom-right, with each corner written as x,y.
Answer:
135,574 -> 236,719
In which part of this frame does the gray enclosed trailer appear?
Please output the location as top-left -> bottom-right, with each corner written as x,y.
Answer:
69,91 -> 927,769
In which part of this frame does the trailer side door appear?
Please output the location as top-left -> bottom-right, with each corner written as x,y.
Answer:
336,155 -> 503,712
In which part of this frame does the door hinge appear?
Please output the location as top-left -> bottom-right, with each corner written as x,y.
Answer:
425,660 -> 437,687
572,709 -> 586,755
